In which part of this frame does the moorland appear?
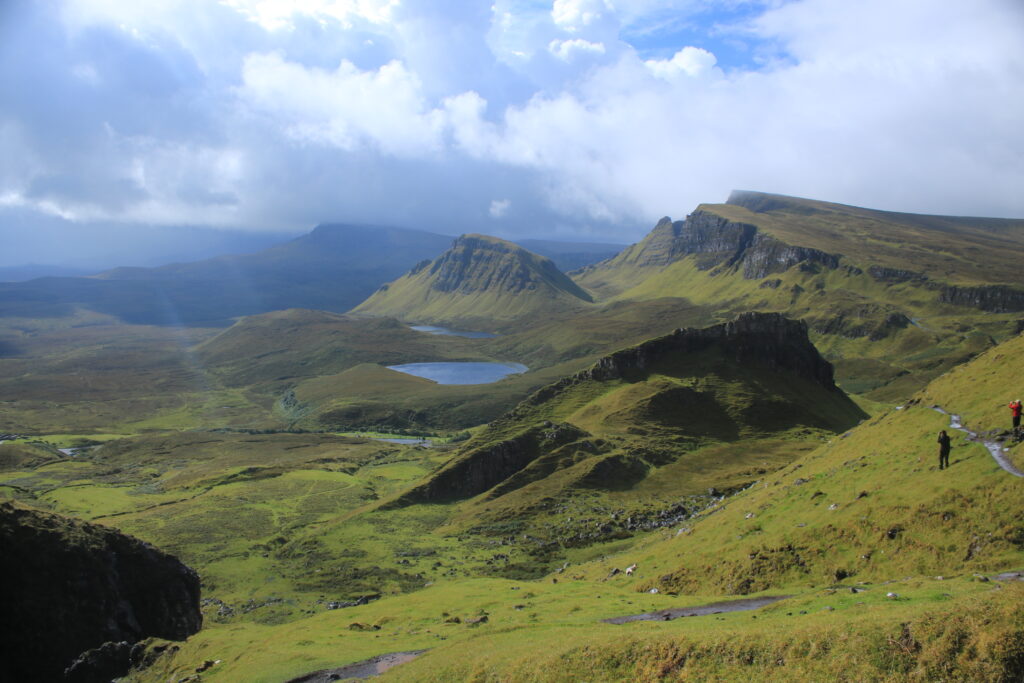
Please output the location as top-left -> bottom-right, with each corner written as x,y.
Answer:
2,191 -> 1024,682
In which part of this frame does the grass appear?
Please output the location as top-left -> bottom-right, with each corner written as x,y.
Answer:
353,234 -> 593,331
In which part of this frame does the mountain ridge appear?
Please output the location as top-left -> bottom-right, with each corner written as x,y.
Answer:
354,234 -> 594,330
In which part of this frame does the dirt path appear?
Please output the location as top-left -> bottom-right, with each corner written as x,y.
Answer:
283,650 -> 426,682
931,406 -> 1024,477
603,595 -> 791,625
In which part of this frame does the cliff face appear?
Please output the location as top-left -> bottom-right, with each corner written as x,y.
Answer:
937,285 -> 1024,313
546,312 -> 840,395
610,210 -> 839,280
0,502 -> 202,682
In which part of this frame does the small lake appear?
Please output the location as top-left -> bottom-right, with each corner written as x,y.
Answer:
387,361 -> 528,385
409,325 -> 497,339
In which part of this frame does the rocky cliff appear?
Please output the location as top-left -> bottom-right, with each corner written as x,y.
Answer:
531,312 -> 841,401
0,502 -> 202,682
937,284 -> 1024,313
425,235 -> 592,300
591,210 -> 840,282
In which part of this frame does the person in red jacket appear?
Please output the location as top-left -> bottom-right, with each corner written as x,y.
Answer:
1010,399 -> 1022,434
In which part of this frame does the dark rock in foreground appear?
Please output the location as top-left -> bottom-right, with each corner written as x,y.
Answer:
0,501 -> 201,682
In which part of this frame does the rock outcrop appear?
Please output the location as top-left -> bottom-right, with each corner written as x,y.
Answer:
354,234 -> 593,327
532,312 -> 842,401
426,235 -> 592,300
608,211 -> 839,279
937,285 -> 1024,313
0,502 -> 201,682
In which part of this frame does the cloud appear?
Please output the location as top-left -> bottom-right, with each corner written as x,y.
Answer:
489,198 -> 511,218
548,38 -> 606,61
645,46 -> 718,79
2,0 -> 1023,262
239,52 -> 445,156
551,0 -> 613,32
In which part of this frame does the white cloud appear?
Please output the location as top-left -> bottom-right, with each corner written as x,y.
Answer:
551,0 -> 612,32
4,0 -> 1024,247
644,46 -> 718,79
489,198 -> 511,218
548,38 -> 606,61
240,52 -> 447,157
219,0 -> 398,31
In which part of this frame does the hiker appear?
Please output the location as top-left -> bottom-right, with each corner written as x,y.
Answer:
937,430 -> 951,470
1009,399 -> 1022,434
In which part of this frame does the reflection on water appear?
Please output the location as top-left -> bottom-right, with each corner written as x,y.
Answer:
409,325 -> 497,339
386,361 -> 527,384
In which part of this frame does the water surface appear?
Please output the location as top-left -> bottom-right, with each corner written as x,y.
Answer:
409,325 -> 496,339
387,361 -> 527,384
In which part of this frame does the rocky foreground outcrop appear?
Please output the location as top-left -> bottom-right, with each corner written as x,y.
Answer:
0,502 -> 201,682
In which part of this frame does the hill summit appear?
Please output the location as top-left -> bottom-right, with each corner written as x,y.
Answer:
354,234 -> 593,329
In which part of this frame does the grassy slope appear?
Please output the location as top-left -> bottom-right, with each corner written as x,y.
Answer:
0,432 -> 454,619
125,333 -> 1024,682
722,191 -> 1024,285
354,235 -> 593,331
574,196 -> 1024,402
3,333 -> 1020,682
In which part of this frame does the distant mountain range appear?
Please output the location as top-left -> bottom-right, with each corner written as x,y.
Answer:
0,223 -> 624,325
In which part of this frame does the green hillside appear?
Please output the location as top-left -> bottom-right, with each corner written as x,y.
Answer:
354,234 -> 594,330
575,192 -> 1024,401
114,320 -> 1024,682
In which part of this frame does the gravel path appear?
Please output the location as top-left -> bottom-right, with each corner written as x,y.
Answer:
931,406 -> 1024,477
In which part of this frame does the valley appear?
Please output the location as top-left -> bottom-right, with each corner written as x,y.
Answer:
3,192 -> 1024,681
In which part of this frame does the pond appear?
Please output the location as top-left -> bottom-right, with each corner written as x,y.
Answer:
409,325 -> 497,339
386,361 -> 528,385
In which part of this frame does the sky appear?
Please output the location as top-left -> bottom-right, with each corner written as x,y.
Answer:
2,0 -> 1024,263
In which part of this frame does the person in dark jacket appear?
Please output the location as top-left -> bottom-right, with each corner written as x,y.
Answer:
937,430 -> 951,470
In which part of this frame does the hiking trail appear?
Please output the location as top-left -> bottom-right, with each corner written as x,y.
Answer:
931,406 -> 1024,477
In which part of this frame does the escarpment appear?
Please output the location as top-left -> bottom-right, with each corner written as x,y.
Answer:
0,502 -> 201,683
529,312 -> 841,403
599,210 -> 840,280
936,284 -> 1024,313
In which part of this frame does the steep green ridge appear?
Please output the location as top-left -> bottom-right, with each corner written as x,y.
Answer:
575,192 -> 1024,400
383,313 -> 864,545
354,234 -> 593,330
564,329 -> 1024,597
725,190 -> 1024,284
